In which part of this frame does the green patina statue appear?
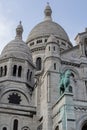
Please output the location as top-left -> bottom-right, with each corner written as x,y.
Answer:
59,70 -> 71,95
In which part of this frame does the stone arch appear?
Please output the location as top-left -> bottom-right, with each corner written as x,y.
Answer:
18,66 -> 22,77
13,65 -> 17,76
55,126 -> 59,130
4,65 -> 7,76
36,57 -> 42,71
11,116 -> 21,130
22,126 -> 30,130
3,127 -> 7,130
81,121 -> 87,130
76,115 -> 87,130
13,119 -> 18,130
0,88 -> 30,105
62,66 -> 79,79
1,124 -> 8,130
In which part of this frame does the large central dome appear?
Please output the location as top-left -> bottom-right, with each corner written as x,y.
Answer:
26,4 -> 71,46
26,20 -> 70,42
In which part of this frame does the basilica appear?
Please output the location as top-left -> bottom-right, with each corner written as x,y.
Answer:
0,3 -> 87,130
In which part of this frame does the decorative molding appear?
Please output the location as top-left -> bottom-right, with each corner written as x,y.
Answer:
67,119 -> 75,121
74,106 -> 87,112
31,46 -> 45,52
61,60 -> 80,67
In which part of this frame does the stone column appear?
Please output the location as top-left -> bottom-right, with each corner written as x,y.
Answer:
7,58 -> 12,77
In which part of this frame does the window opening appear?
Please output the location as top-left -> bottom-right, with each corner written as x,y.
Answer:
13,65 -> 17,76
30,42 -> 34,46
85,81 -> 87,95
4,65 -> 7,76
45,39 -> 47,42
49,46 -> 50,51
62,42 -> 66,46
0,67 -> 1,77
27,69 -> 30,80
71,73 -> 74,78
8,93 -> 21,104
53,46 -> 55,51
82,122 -> 87,130
18,66 -> 22,77
55,126 -> 59,130
1,67 -> 3,77
36,57 -> 42,71
3,127 -> 7,130
54,63 -> 56,70
13,119 -> 18,130
30,72 -> 32,81
37,39 -> 42,44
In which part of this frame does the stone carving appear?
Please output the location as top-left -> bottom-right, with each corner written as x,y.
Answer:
59,70 -> 71,94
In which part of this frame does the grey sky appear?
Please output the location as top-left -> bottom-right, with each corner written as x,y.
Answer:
0,0 -> 87,53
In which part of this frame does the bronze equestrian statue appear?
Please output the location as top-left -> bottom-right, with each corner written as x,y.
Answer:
59,70 -> 71,95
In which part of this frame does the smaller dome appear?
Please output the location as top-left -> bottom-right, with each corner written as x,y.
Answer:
1,22 -> 33,62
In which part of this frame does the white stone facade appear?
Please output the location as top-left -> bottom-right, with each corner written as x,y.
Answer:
0,4 -> 87,130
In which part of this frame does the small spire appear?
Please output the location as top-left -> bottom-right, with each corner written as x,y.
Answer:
47,35 -> 57,43
47,2 -> 49,5
15,21 -> 23,40
44,3 -> 52,21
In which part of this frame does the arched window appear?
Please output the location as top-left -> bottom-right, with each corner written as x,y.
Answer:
18,66 -> 22,77
55,126 -> 59,130
1,67 -> 3,77
13,65 -> 17,76
3,127 -> 7,130
71,72 -> 74,78
53,46 -> 55,51
36,57 -> 42,71
82,121 -> 87,130
49,46 -> 50,51
27,69 -> 30,80
54,63 -> 56,70
13,119 -> 18,130
4,65 -> 7,76
30,72 -> 32,81
0,67 -> 1,77
85,81 -> 87,95
22,126 -> 30,130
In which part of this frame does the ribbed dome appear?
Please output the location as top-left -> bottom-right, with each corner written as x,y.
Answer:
26,4 -> 71,45
1,39 -> 32,61
26,21 -> 70,43
1,22 -> 32,62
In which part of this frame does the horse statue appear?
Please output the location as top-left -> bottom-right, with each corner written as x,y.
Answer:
59,70 -> 71,95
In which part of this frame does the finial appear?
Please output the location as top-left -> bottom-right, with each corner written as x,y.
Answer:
20,21 -> 22,25
47,2 -> 49,5
44,3 -> 52,21
15,21 -> 23,40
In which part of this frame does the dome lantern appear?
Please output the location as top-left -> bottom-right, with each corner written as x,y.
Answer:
44,3 -> 52,21
15,21 -> 23,40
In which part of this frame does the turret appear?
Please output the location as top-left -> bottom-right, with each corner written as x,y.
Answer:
44,35 -> 61,72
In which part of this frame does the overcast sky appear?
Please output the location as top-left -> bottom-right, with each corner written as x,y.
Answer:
0,0 -> 87,53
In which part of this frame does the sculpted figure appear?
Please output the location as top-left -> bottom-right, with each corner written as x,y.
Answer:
59,70 -> 71,94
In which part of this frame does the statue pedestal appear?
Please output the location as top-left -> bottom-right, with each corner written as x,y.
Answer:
53,93 -> 76,130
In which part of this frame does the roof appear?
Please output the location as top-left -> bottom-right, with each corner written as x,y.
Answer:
1,22 -> 33,63
26,4 -> 71,46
